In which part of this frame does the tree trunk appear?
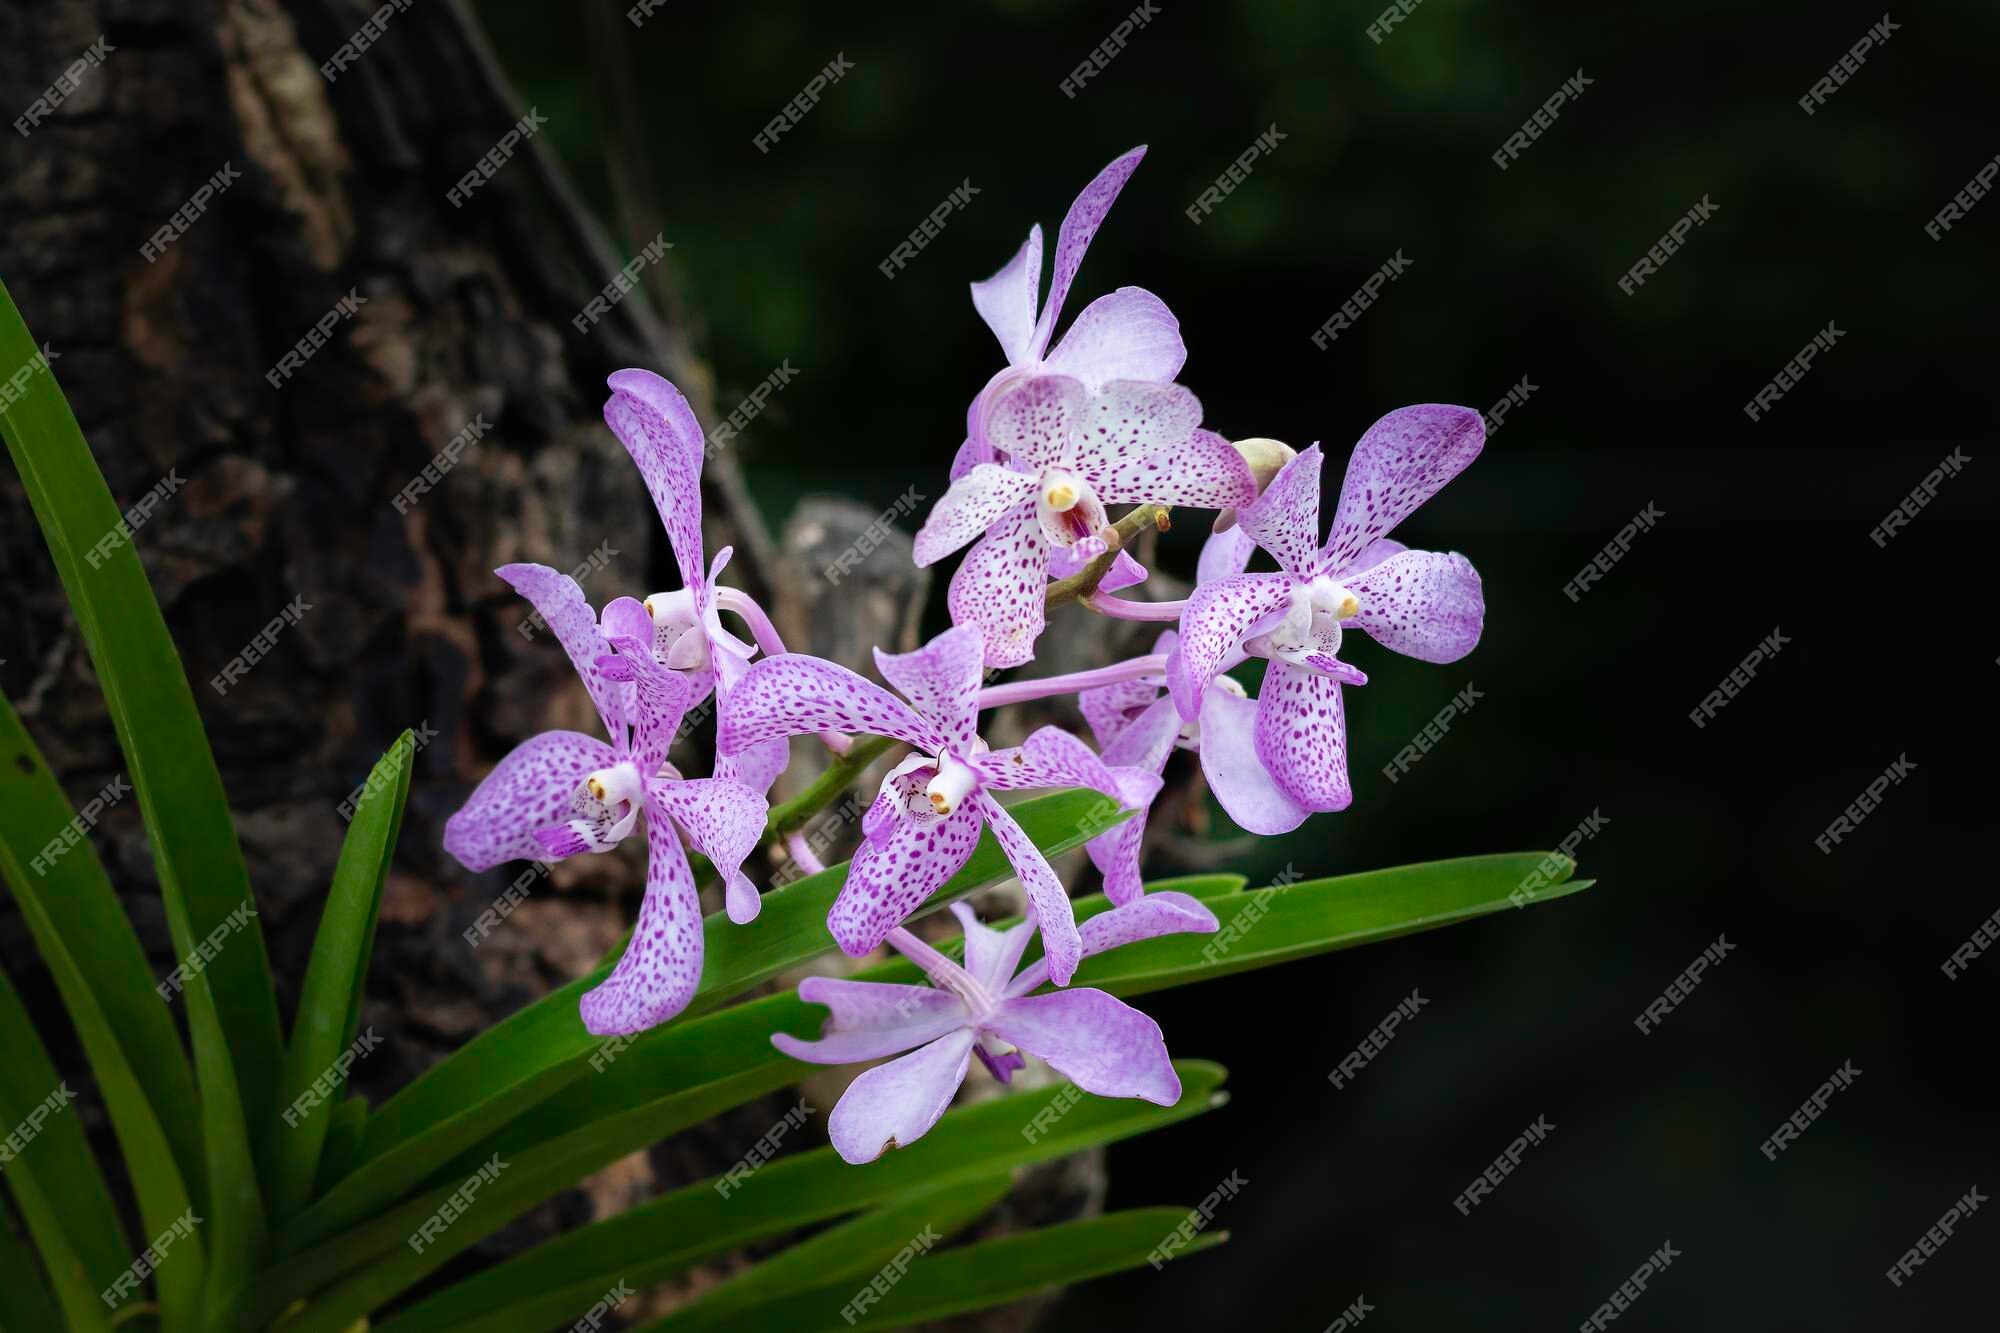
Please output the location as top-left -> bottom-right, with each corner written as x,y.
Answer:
2,1 -> 1091,1323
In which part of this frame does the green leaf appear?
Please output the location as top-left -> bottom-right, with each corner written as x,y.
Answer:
0,277 -> 280,1322
0,965 -> 121,1330
0,694 -> 205,1206
643,1173 -> 1015,1333
682,1207 -> 1226,1331
272,731 -> 414,1222
0,1193 -> 65,1331
353,1062 -> 1227,1333
313,1099 -> 370,1198
1067,852 -> 1592,998
302,790 -> 1128,1245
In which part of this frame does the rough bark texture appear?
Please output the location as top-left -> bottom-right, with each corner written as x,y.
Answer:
1,1 -> 1096,1324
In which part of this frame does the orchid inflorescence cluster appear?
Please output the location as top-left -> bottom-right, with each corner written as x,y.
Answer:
444,146 -> 1487,1164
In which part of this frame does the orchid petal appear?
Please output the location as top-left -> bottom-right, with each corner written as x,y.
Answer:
1346,548 -> 1485,664
827,774 -> 984,958
974,791 -> 1082,987
1041,287 -> 1186,390
720,654 -> 946,755
1165,571 -> 1294,719
651,775 -> 768,923
912,464 -> 1041,568
950,902 -> 1036,996
1236,444 -> 1324,580
1197,524 -> 1260,587
826,1029 -> 976,1164
1253,661 -> 1353,814
599,635 -> 692,774
1321,405 -> 1484,574
497,563 -> 623,739
773,977 -> 969,1065
1084,763 -> 1166,907
578,812 -> 703,1035
872,624 -> 986,755
1079,675 -> 1166,753
1030,145 -> 1148,359
983,989 -> 1179,1104
1197,686 -> 1309,834
444,730 -> 617,872
1093,426 -> 1258,509
972,724 -> 1123,795
604,369 -> 710,596
947,504 -> 1049,669
949,433 -> 997,482
970,225 -> 1043,365
987,373 -> 1087,470
1069,379 -> 1203,476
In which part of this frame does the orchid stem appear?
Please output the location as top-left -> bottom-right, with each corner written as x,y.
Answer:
1082,592 -> 1187,622
1044,504 -> 1170,609
976,654 -> 1168,710
785,831 -> 825,876
765,732 -> 900,837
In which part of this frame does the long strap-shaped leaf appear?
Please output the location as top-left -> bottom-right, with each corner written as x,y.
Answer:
272,731 -> 415,1222
0,966 -> 121,1330
0,279 -> 278,1326
0,694 -> 205,1207
301,790 -> 1130,1246
679,1207 -> 1228,1331
357,1062 -> 1230,1333
644,1173 -> 1016,1333
0,1193 -> 65,1331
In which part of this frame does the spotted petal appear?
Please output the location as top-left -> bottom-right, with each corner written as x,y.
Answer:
652,775 -> 768,923
1094,427 -> 1258,510
1254,661 -> 1353,814
1346,548 -> 1484,664
947,504 -> 1049,669
720,654 -> 945,756
772,977 -> 969,1065
974,792 -> 1082,987
1070,380 -> 1204,477
604,369 -> 710,596
873,624 -> 986,755
598,635 -> 692,775
1030,145 -> 1148,359
826,1029 -> 976,1164
912,464 -> 1042,568
1321,405 -> 1484,574
497,564 -> 622,739
972,724 -> 1124,795
1165,571 -> 1294,720
578,812 -> 703,1035
827,772 -> 984,958
1042,287 -> 1185,391
444,731 -> 618,872
1236,444 -> 1324,580
987,373 -> 1087,470
982,989 -> 1179,1104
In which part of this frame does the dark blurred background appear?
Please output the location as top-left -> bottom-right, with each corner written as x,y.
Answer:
4,0 -> 1992,1327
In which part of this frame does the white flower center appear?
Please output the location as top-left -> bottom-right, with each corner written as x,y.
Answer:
643,590 -> 709,670
924,751 -> 980,816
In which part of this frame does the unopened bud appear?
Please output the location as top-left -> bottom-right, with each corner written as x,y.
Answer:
1214,438 -> 1298,532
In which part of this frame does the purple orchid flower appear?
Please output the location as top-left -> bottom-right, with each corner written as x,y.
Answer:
718,623 -> 1160,986
443,564 -> 768,1036
927,372 -> 1256,667
1081,530 -> 1346,841
775,893 -> 1218,1164
602,368 -> 791,796
953,145 -> 1186,483
1165,406 -> 1487,826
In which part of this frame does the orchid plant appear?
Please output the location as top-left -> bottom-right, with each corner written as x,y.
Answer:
0,149 -> 1592,1331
